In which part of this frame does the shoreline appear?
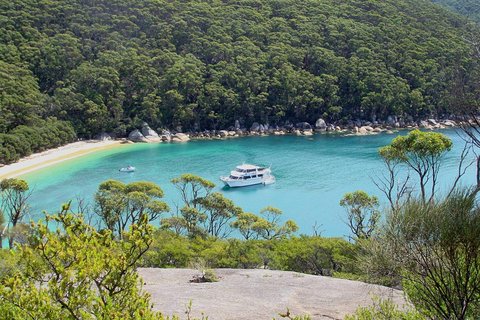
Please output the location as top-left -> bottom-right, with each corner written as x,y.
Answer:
0,121 -> 460,180
0,140 -> 126,180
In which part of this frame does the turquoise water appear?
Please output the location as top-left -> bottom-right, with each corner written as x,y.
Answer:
22,131 -> 476,237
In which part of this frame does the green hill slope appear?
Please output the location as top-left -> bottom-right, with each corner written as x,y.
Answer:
432,0 -> 480,22
0,0 -> 477,154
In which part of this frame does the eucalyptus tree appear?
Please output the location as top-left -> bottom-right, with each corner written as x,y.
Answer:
231,212 -> 262,240
94,180 -> 169,238
198,192 -> 243,238
252,207 -> 298,240
0,178 -> 32,249
378,130 -> 452,203
167,174 -> 243,238
339,191 -> 380,240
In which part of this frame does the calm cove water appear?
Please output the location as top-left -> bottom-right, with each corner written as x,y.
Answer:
22,130 -> 475,237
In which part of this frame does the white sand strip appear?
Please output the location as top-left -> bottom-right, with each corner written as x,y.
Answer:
0,140 -> 126,179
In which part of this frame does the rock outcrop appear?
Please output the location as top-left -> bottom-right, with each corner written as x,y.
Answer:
141,123 -> 159,138
358,127 -> 368,135
219,130 -> 229,137
171,133 -> 190,142
315,118 -> 327,131
128,129 -> 149,142
296,122 -> 312,130
139,268 -> 406,320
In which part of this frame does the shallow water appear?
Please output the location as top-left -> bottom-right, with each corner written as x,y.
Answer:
22,130 -> 476,237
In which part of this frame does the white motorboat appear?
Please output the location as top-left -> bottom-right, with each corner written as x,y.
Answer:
220,164 -> 275,188
119,165 -> 136,172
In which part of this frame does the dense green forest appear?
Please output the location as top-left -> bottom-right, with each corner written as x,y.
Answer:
432,0 -> 480,22
0,0 -> 478,162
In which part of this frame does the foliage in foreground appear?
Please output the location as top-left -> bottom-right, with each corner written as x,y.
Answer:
0,207 -> 163,320
367,189 -> 480,319
141,231 -> 359,278
345,299 -> 424,320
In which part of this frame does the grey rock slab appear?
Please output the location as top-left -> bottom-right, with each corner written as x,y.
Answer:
141,125 -> 159,138
138,268 -> 406,320
128,129 -> 149,142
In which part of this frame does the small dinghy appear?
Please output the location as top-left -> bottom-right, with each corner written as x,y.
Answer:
119,165 -> 135,172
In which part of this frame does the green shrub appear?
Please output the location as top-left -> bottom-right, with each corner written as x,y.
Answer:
345,299 -> 424,320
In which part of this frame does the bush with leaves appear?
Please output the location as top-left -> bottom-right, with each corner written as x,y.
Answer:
371,189 -> 480,319
0,206 -> 162,320
345,298 -> 424,320
340,191 -> 380,240
94,180 -> 169,238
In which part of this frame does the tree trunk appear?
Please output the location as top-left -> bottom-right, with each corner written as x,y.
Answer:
477,156 -> 480,190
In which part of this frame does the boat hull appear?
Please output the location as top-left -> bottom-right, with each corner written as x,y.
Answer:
220,175 -> 275,188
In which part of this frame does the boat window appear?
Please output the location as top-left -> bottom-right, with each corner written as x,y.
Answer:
251,175 -> 256,178
244,176 -> 250,179
258,174 -> 263,177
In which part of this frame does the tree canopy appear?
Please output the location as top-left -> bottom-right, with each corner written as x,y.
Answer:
432,0 -> 480,22
0,0 -> 478,159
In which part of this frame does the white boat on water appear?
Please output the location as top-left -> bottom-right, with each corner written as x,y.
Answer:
220,164 -> 275,188
119,165 -> 136,172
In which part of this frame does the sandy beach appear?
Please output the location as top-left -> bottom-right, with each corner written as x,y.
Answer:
0,140 -> 126,179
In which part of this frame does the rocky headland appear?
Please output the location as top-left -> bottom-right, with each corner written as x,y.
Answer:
120,117 -> 461,144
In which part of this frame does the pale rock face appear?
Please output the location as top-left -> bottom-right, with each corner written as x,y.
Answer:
228,131 -> 237,136
358,127 -> 368,135
363,126 -> 374,132
315,118 -> 327,130
141,124 -> 159,138
428,119 -> 438,126
443,120 -> 456,127
161,135 -> 171,142
303,130 -> 313,136
419,120 -> 430,128
235,120 -> 241,130
296,122 -> 312,130
171,133 -> 190,142
219,130 -> 229,137
128,129 -> 149,142
373,127 -> 383,133
354,126 -> 359,133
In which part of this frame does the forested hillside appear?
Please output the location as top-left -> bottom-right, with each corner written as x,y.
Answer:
0,0 -> 477,161
432,0 -> 480,22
